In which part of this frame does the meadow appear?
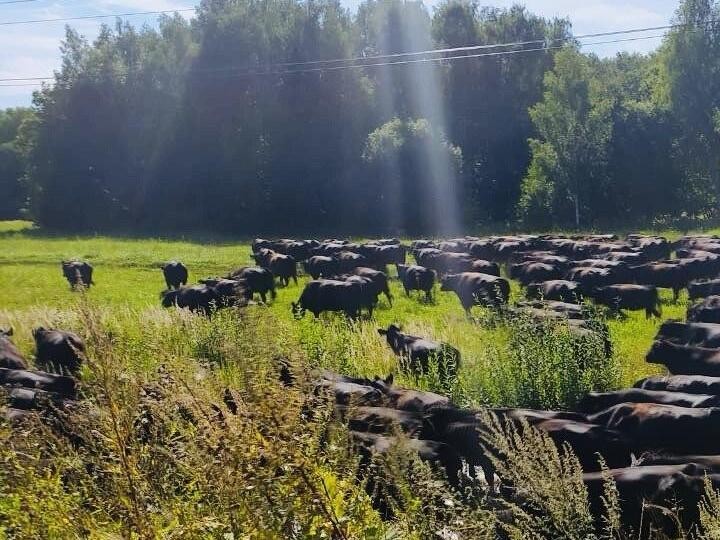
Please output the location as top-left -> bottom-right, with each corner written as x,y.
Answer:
1,220 -> 715,539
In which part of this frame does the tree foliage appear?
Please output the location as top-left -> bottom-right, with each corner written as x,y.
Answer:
2,0 -> 719,232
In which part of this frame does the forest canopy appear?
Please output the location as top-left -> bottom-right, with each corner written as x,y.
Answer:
1,0 -> 719,234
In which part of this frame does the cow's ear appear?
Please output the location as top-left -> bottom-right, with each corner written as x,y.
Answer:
377,329 -> 387,335
6,328 -> 13,336
384,373 -> 394,386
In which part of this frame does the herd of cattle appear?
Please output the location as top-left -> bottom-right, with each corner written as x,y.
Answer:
13,232 -> 720,533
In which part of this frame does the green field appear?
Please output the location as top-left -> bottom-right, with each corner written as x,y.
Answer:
1,220 -> 715,538
0,220 -> 690,402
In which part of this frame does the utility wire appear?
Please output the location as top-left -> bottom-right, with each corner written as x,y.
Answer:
0,26 -> 696,85
0,7 -> 195,26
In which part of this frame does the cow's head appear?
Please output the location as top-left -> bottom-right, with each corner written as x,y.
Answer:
0,327 -> 13,338
161,289 -> 180,308
32,327 -> 48,340
378,324 -> 403,350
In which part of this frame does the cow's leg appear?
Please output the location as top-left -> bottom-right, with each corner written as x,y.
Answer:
425,289 -> 432,302
673,287 -> 680,302
260,291 -> 267,303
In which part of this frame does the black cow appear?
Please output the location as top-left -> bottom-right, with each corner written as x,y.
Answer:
33,328 -> 85,376
199,278 -> 251,307
352,267 -> 392,305
588,402 -> 720,455
589,284 -> 661,318
253,248 -> 297,286
396,264 -> 435,301
359,244 -> 406,268
646,340 -> 720,376
378,324 -> 460,382
688,295 -> 720,323
0,328 -> 28,370
470,259 -> 500,276
564,267 -> 620,295
525,280 -> 582,303
654,320 -> 720,348
688,279 -> 720,300
162,285 -> 222,315
292,279 -> 364,318
635,374 -> 720,395
578,388 -> 720,414
227,267 -> 276,302
0,367 -> 78,398
334,251 -> 368,273
303,256 -> 339,279
162,261 -> 188,290
509,262 -> 562,286
630,262 -> 688,301
440,272 -> 510,312
61,261 -> 94,289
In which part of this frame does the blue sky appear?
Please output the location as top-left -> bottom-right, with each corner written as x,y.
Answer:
0,0 -> 679,109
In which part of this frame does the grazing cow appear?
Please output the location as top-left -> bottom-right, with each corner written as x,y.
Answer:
162,285 -> 222,315
336,405 -> 425,436
440,273 -> 510,312
584,465 -> 717,535
334,251 -> 368,273
33,328 -> 85,376
589,284 -> 661,318
253,248 -> 297,286
654,321 -> 720,348
688,279 -> 720,300
627,235 -> 671,261
0,367 -> 78,398
588,402 -> 720,455
199,278 -> 251,307
396,264 -> 435,301
352,267 -> 392,305
564,267 -> 620,295
688,295 -> 720,323
578,388 -> 720,414
378,324 -> 460,382
630,262 -> 688,301
0,328 -> 28,370
358,244 -> 406,268
292,279 -> 364,318
349,431 -> 463,485
227,267 -> 276,302
646,340 -> 720,376
61,261 -> 94,289
469,259 -> 500,276
634,374 -> 720,395
162,261 -> 188,290
509,262 -> 562,286
525,280 -> 582,303
303,256 -> 339,279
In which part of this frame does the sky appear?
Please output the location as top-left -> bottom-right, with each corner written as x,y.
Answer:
0,0 -> 680,109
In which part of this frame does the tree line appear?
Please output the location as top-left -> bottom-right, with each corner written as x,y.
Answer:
0,0 -> 718,234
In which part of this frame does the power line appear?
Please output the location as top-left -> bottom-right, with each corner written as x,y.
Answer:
0,7 -> 195,26
0,32 -> 667,87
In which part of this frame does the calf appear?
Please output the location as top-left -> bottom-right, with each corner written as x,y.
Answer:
688,295 -> 720,323
292,279 -> 363,318
162,261 -> 188,290
396,264 -> 435,301
61,260 -> 94,289
440,272 -> 510,312
227,267 -> 276,302
589,284 -> 661,318
0,328 -> 28,370
378,324 -> 460,382
253,248 -> 297,286
33,328 -> 85,376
